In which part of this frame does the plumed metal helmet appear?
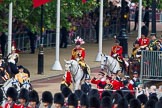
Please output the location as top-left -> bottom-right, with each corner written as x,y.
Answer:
89,96 -> 100,108
61,86 -> 72,98
54,93 -> 64,106
29,90 -> 39,104
0,89 -> 3,103
80,93 -> 89,107
19,88 -> 29,101
42,91 -> 53,104
74,90 -> 83,101
67,93 -> 78,107
6,87 -> 18,101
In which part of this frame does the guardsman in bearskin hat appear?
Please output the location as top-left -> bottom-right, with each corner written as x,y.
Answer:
71,36 -> 90,79
28,90 -> 40,108
7,46 -> 19,77
18,88 -> 29,108
80,93 -> 89,108
137,25 -> 150,49
61,86 -> 72,107
5,87 -> 19,108
41,91 -> 53,108
15,65 -> 29,86
101,96 -> 112,108
53,92 -> 64,108
67,93 -> 78,108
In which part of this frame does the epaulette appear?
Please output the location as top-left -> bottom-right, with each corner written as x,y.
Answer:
80,47 -> 85,50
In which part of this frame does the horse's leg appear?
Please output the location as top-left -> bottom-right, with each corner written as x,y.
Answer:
75,80 -> 80,90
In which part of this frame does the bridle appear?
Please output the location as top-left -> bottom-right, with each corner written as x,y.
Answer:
101,55 -> 117,72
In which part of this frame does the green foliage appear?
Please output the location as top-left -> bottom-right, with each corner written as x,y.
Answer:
0,0 -> 98,32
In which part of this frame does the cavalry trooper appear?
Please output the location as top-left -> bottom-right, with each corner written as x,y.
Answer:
148,33 -> 159,51
7,46 -> 19,77
71,36 -> 90,79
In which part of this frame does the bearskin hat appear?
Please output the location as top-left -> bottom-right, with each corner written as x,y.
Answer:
112,92 -> 122,104
42,91 -> 53,104
129,98 -> 141,108
0,89 -> 3,103
19,88 -> 29,101
54,92 -> 64,106
125,92 -> 135,104
101,96 -> 112,108
155,101 -> 162,108
116,90 -> 124,97
29,90 -> 39,104
80,93 -> 89,107
118,98 -> 129,108
89,96 -> 100,108
61,86 -> 72,98
6,87 -> 18,101
141,25 -> 148,37
88,89 -> 100,99
74,90 -> 83,101
145,99 -> 156,108
67,93 -> 78,107
137,94 -> 148,105
101,90 -> 112,99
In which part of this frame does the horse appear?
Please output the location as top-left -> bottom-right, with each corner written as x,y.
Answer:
21,80 -> 33,91
1,77 -> 21,98
64,59 -> 90,90
101,54 -> 121,76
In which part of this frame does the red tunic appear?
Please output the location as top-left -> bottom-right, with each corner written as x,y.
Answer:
71,47 -> 85,61
111,45 -> 123,59
91,78 -> 106,89
138,37 -> 150,47
5,103 -> 20,108
110,79 -> 122,90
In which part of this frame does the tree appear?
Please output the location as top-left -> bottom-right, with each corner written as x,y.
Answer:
0,0 -> 98,32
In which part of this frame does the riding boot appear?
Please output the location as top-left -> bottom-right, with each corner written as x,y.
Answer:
83,67 -> 90,79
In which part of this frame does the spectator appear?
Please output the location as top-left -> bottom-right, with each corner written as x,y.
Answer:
130,71 -> 140,87
0,32 -> 7,58
0,89 -> 3,108
143,6 -> 150,29
54,93 -> 64,108
157,85 -> 162,99
145,99 -> 156,108
74,90 -> 83,107
60,26 -> 68,48
41,91 -> 53,108
155,101 -> 162,108
133,7 -> 139,31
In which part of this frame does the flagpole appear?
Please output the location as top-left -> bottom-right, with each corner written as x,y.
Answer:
52,0 -> 62,70
95,0 -> 103,61
137,0 -> 142,39
7,2 -> 13,55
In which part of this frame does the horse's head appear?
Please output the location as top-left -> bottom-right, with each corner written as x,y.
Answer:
64,60 -> 73,71
21,80 -> 32,91
101,54 -> 108,70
